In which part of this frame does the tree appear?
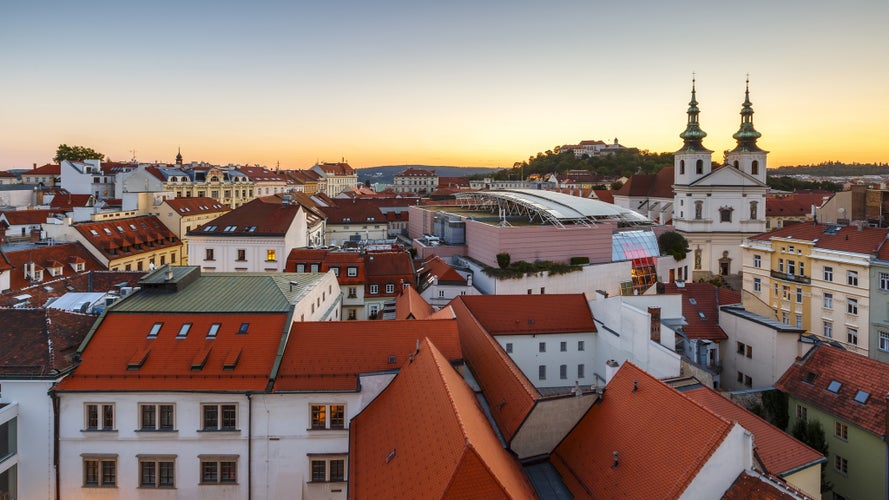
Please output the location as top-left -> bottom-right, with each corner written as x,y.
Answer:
791,419 -> 832,493
761,390 -> 789,430
496,252 -> 511,269
658,231 -> 690,261
53,144 -> 104,163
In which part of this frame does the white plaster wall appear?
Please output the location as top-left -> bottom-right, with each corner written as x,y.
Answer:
494,333 -> 597,388
0,380 -> 55,500
293,272 -> 342,322
718,309 -> 804,390
462,258 -> 633,297
681,423 -> 751,499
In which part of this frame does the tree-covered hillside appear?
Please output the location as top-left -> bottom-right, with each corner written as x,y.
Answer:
487,149 -> 675,181
770,162 -> 889,176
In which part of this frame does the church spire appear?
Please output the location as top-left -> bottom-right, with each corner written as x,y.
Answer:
678,77 -> 708,152
175,147 -> 183,165
731,77 -> 763,152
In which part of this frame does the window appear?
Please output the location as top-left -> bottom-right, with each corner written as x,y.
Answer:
310,404 -> 345,430
139,457 -> 175,488
696,159 -> 703,175
202,404 -> 237,431
796,287 -> 803,304
347,266 -> 358,277
310,263 -> 320,272
679,159 -> 685,175
847,270 -> 858,286
83,456 -> 116,487
347,287 -> 357,298
788,260 -> 796,275
827,380 -> 842,393
834,455 -> 848,476
694,200 -> 703,220
560,364 -> 567,380
823,293 -> 833,309
778,259 -> 784,272
200,456 -> 238,484
847,328 -> 858,345
385,283 -> 395,294
369,284 -> 379,295
746,345 -> 752,358
751,160 -> 759,175
310,457 -> 346,482
176,323 -> 191,338
330,267 -> 340,277
736,341 -> 745,355
753,255 -> 761,268
719,207 -> 732,223
238,323 -> 249,334
847,298 -> 858,315
85,403 -> 115,431
560,341 -> 567,352
881,272 -> 889,291
800,261 -> 805,276
140,404 -> 175,431
147,323 -> 162,338
205,248 -> 215,261
266,249 -> 276,262
577,364 -> 585,378
753,277 -> 761,292
578,340 -> 585,351
796,315 -> 803,328
796,404 -> 807,420
824,266 -> 833,281
236,249 -> 246,261
539,342 -> 546,353
824,321 -> 833,338
505,342 -> 513,354
207,323 -> 220,338
538,365 -> 546,380
880,331 -> 889,352
835,421 -> 848,440
854,390 -> 870,404
782,285 -> 790,301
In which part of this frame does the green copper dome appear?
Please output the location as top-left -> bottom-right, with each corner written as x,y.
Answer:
731,79 -> 764,152
678,78 -> 710,153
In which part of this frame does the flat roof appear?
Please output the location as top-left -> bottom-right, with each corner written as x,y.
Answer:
455,189 -> 651,226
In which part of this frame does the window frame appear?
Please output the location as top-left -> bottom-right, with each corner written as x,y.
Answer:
880,331 -> 889,352
753,255 -> 761,268
823,321 -> 833,338
200,456 -> 238,485
823,293 -> 833,309
823,266 -> 833,282
753,277 -> 761,292
308,455 -> 347,483
309,404 -> 346,430
847,327 -> 858,345
369,284 -> 379,295
847,270 -> 858,286
266,249 -> 277,262
201,403 -> 238,432
139,403 -> 176,432
138,455 -> 176,489
83,455 -> 117,488
847,298 -> 858,315
880,272 -> 889,291
84,403 -> 115,431
834,421 -> 848,441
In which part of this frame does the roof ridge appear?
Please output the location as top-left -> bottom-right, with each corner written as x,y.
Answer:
425,338 -> 470,439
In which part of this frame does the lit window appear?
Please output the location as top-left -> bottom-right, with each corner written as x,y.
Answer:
140,404 -> 175,431
202,404 -> 237,431
200,456 -> 238,484
266,249 -> 276,261
139,457 -> 175,488
310,404 -> 345,430
84,403 -> 115,431
83,456 -> 116,487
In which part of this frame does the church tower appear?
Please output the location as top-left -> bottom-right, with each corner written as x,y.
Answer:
175,147 -> 183,166
673,78 -> 713,187
725,78 -> 768,183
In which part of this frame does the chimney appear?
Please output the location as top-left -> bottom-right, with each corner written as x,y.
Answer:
605,359 -> 620,384
33,163 -> 37,170
648,306 -> 661,343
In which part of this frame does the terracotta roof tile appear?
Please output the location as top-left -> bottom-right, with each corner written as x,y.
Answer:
75,215 -> 181,261
766,193 -> 830,217
749,223 -> 889,255
417,255 -> 466,291
684,386 -> 824,476
163,197 -> 230,215
396,168 -> 436,177
663,282 -> 738,340
721,472 -> 800,500
592,189 -> 614,204
450,296 -> 539,442
454,294 -> 596,335
29,163 -> 61,175
2,242 -> 105,293
0,309 -> 95,375
349,338 -> 536,499
273,319 -> 461,392
319,204 -> 386,224
49,193 -> 94,210
0,209 -> 58,226
53,312 -> 288,392
552,362 -> 733,498
775,344 -> 889,437
189,195 -> 304,236
394,285 -> 434,319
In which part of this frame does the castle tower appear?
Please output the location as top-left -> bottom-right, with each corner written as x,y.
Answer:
725,78 -> 768,183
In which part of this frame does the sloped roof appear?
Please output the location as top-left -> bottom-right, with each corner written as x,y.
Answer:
314,162 -> 355,175
1,209 -> 58,225
592,189 -> 614,204
2,242 -> 105,292
273,319 -> 461,392
163,197 -> 229,216
189,195 -> 304,236
663,282 -> 739,340
684,386 -> 824,476
49,193 -> 93,210
438,176 -> 470,188
349,338 -> 536,499
29,163 -> 60,175
365,252 -> 414,280
721,472 -> 800,500
450,296 -> 540,443
776,344 -> 889,437
74,215 -> 180,261
0,270 -> 145,308
749,223 -> 889,255
236,166 -> 287,183
394,285 -> 434,319
613,167 -> 674,199
0,309 -> 96,376
454,294 -> 596,335
396,168 -> 436,177
766,193 -> 829,217
417,255 -> 466,291
319,204 -> 386,224
551,362 -> 733,499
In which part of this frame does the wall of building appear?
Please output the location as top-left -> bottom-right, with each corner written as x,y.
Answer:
718,309 -> 803,391
494,332 -> 597,389
509,394 -> 598,459
680,423 -> 750,499
0,380 -> 55,500
869,261 -> 889,364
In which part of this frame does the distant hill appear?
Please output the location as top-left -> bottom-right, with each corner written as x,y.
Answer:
357,165 -> 500,185
770,162 -> 889,176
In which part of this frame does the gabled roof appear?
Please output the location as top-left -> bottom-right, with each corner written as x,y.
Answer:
49,193 -> 94,211
53,312 -> 288,392
188,195 -> 303,236
416,255 -> 466,291
349,338 -> 536,499
765,193 -> 829,217
450,296 -> 540,442
2,242 -> 105,292
364,252 -> 414,281
613,167 -> 674,199
394,285 -> 434,320
592,189 -> 614,204
684,386 -> 824,477
551,362 -> 733,499
454,294 -> 596,335
318,204 -> 385,224
749,223 -> 889,255
236,166 -> 287,183
74,215 -> 181,260
29,163 -> 61,175
273,319 -> 461,392
163,197 -> 229,216
396,167 -> 436,177
437,176 -> 470,188
0,309 -> 96,376
776,344 -> 889,437
663,282 -> 739,340
0,209 -> 58,226
313,162 -> 355,176
0,270 -> 145,308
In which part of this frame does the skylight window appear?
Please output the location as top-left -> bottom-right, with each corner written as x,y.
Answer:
207,323 -> 220,338
827,380 -> 842,393
148,323 -> 163,338
698,312 -> 706,319
90,229 -> 99,236
129,224 -> 136,230
116,225 -> 125,233
689,298 -> 697,305
204,225 -> 217,232
103,228 -> 112,235
854,390 -> 870,404
177,323 -> 192,338
238,323 -> 249,334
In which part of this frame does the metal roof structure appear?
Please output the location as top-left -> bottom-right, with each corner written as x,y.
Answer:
455,189 -> 651,227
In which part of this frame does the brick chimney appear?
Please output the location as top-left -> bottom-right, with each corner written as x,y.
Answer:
648,306 -> 661,343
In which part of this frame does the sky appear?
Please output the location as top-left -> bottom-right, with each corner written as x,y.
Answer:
1,0 -> 887,170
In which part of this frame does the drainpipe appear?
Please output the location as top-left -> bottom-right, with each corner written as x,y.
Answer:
247,392 -> 253,500
50,390 -> 60,500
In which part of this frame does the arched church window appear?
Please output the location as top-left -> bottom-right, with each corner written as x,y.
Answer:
719,207 -> 734,223
751,161 -> 759,175
733,160 -> 740,168
695,159 -> 703,175
679,160 -> 685,175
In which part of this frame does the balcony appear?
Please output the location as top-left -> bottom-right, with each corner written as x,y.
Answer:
770,270 -> 810,285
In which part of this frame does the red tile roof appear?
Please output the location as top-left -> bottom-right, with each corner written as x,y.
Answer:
0,309 -> 96,376
0,270 -> 145,308
0,209 -> 59,226
614,167 -> 674,199
273,319 -> 461,392
54,312 -> 289,392
163,197 -> 230,216
314,162 -> 355,175
721,472 -> 800,500
396,168 -> 436,177
74,215 -> 181,261
663,282 -> 739,340
237,166 -> 287,183
417,255 -> 466,290
450,296 -> 539,443
49,193 -> 94,211
684,386 -> 824,476
552,362 -> 733,499
776,344 -> 889,437
365,252 -> 414,295
394,285 -> 434,319
766,193 -> 830,217
319,204 -> 386,224
749,223 -> 889,255
189,195 -> 303,236
29,163 -> 61,175
349,338 -> 536,500
285,249 -> 367,285
454,294 -> 596,335
437,176 -> 470,188
2,242 -> 105,293
593,189 -> 614,204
